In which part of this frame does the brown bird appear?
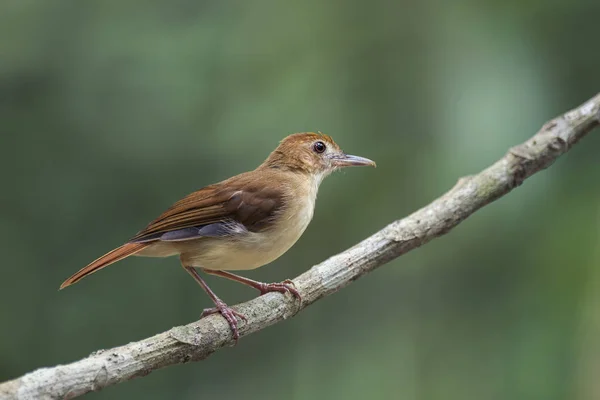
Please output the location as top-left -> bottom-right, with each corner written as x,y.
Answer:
60,132 -> 375,340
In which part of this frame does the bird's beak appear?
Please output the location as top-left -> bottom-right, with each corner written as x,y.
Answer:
331,154 -> 377,168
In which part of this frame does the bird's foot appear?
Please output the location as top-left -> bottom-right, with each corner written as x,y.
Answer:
257,279 -> 302,303
201,300 -> 247,343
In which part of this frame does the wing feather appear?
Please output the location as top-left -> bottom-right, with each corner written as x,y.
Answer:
129,173 -> 285,243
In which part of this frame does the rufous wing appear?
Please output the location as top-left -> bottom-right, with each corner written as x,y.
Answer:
129,172 -> 285,242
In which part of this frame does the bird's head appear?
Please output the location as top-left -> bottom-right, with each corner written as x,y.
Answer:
261,132 -> 376,179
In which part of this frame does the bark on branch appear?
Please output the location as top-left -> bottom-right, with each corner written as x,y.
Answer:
2,94 -> 600,400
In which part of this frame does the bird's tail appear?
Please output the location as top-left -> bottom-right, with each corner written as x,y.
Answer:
59,243 -> 148,289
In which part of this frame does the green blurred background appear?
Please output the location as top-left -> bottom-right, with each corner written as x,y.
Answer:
1,1 -> 600,399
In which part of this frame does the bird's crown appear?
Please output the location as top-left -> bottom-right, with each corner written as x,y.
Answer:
261,132 -> 341,173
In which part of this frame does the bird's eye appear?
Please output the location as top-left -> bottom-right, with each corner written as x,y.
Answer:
313,141 -> 326,153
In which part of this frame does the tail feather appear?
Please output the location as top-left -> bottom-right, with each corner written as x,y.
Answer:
60,243 -> 148,289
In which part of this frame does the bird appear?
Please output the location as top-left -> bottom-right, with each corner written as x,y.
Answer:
60,132 -> 376,341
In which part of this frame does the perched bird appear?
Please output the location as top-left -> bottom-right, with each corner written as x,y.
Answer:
60,132 -> 375,340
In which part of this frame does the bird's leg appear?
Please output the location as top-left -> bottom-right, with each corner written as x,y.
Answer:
183,266 -> 247,342
201,269 -> 302,303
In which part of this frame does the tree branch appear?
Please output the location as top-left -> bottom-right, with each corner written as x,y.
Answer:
2,94 -> 599,400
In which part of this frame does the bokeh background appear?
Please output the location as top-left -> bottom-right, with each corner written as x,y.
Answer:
1,1 -> 600,399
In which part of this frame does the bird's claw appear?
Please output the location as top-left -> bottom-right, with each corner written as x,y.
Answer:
258,280 -> 302,303
201,300 -> 247,343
